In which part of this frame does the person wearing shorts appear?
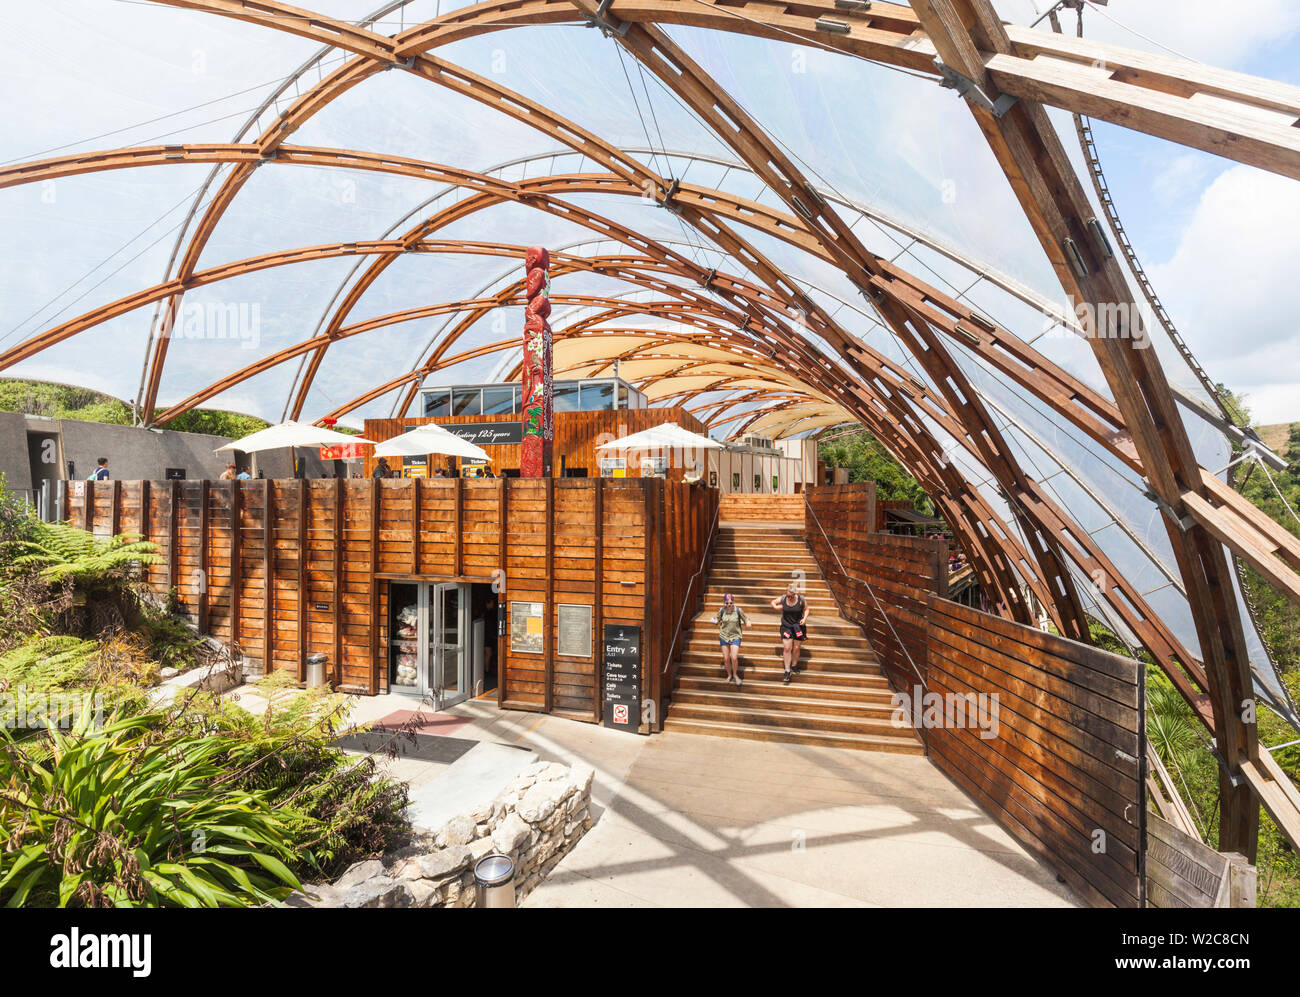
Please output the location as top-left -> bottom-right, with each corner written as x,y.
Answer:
715,593 -> 749,687
771,582 -> 808,684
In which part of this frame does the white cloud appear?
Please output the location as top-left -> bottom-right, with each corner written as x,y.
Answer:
1149,165 -> 1300,424
998,0 -> 1300,69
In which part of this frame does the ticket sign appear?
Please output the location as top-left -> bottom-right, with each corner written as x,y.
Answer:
602,624 -> 641,733
319,442 -> 366,460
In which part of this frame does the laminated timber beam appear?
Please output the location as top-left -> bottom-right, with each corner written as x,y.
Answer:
0,134 -> 1280,708
905,0 -> 1292,858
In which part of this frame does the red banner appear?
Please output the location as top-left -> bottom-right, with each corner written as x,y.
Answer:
319,442 -> 365,460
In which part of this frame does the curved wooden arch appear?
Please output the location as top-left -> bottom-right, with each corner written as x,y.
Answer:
7,0 -> 1300,848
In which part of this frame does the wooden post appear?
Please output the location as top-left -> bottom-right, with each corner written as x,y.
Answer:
139,480 -> 151,543
83,480 -> 93,533
369,478 -> 381,695
197,480 -> 210,636
297,480 -> 308,682
230,481 -> 242,654
642,479 -> 655,734
497,476 -> 508,705
333,478 -> 344,688
592,478 -> 603,723
453,476 -> 463,577
168,480 -> 179,593
109,480 -> 120,538
543,476 -> 554,714
410,476 -> 421,574
263,479 -> 274,674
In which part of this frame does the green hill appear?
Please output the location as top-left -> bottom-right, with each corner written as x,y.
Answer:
0,378 -> 269,439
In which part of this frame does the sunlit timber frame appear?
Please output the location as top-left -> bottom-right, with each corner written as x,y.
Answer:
3,0 -> 1300,854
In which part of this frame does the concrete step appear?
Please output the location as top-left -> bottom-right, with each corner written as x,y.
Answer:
675,661 -> 890,689
675,673 -> 895,703
662,716 -> 924,754
671,686 -> 897,719
678,647 -> 878,672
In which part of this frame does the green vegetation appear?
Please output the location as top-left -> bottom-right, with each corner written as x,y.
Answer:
0,377 -> 268,438
0,480 -> 408,907
818,427 -> 931,511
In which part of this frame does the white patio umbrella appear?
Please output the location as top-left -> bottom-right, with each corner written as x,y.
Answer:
596,422 -> 723,452
215,420 -> 374,454
215,421 -> 373,477
372,423 -> 492,463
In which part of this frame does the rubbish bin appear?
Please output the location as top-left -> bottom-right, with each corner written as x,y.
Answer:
474,853 -> 516,908
305,652 -> 329,689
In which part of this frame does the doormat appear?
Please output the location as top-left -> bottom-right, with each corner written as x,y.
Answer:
370,709 -> 473,738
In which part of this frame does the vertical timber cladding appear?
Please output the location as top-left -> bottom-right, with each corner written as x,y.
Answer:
924,597 -> 1144,909
66,477 -> 715,713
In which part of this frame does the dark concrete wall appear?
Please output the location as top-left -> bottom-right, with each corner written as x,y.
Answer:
0,413 -> 334,496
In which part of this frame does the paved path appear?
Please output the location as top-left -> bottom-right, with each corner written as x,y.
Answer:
341,694 -> 1079,908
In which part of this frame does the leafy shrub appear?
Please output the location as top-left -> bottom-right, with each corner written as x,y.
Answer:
0,711 -> 301,907
196,686 -> 409,878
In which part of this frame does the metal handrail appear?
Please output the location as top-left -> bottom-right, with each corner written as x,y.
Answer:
662,494 -> 722,676
803,493 -> 928,690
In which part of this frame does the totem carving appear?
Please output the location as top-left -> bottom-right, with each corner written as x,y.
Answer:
521,245 -> 553,477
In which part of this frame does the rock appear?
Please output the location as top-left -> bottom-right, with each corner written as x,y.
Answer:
569,762 -> 595,795
407,880 -> 441,908
331,877 -> 413,909
412,845 -> 471,880
492,812 -> 530,853
536,761 -> 570,782
517,780 -> 572,823
159,666 -> 179,680
469,836 -> 495,861
436,815 -> 477,848
335,859 -> 384,889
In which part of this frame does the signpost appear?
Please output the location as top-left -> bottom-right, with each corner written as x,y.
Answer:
602,623 -> 641,732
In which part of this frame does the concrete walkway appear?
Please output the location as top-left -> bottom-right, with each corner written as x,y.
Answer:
339,693 -> 1079,908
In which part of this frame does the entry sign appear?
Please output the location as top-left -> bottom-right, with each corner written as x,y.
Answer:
602,624 -> 642,733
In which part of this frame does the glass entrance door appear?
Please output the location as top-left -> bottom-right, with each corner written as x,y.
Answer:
431,582 -> 469,707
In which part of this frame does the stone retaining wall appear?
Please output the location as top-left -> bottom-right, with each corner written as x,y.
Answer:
286,759 -> 594,908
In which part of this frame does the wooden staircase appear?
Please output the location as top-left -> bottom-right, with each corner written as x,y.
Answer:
664,524 -> 924,754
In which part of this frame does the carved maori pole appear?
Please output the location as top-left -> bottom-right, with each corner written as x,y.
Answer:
521,245 -> 553,477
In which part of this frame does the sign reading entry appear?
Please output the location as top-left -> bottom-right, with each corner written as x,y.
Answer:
510,601 -> 544,654
602,624 -> 641,732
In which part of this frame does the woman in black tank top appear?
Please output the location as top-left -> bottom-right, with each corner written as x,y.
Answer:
770,582 -> 808,684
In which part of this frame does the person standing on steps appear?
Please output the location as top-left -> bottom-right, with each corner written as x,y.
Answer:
714,593 -> 749,687
771,581 -> 808,684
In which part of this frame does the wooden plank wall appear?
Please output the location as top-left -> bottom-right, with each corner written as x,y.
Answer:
804,483 -> 1145,907
924,596 -> 1144,908
805,483 -> 946,693
718,493 -> 803,522
363,407 -> 708,480
68,478 -> 715,723
1145,812 -> 1255,908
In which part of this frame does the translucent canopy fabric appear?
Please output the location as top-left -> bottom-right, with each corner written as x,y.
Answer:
2,0 -> 1299,739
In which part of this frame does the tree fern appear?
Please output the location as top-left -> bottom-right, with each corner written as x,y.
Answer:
5,522 -> 158,585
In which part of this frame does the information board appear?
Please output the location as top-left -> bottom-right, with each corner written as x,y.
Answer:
556,604 -> 593,658
510,601 -> 544,654
602,624 -> 641,732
